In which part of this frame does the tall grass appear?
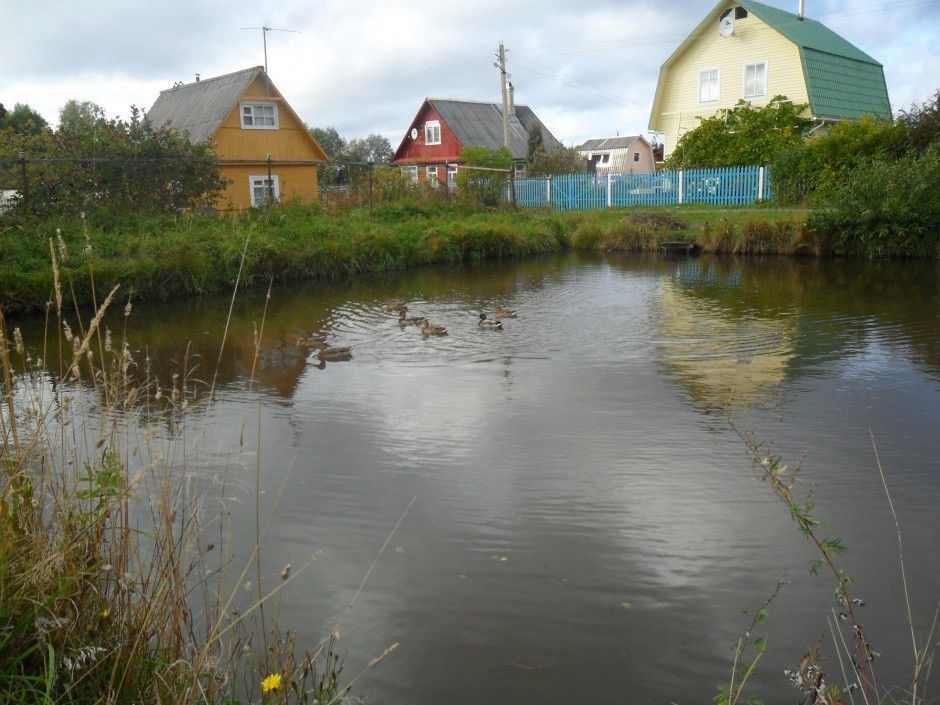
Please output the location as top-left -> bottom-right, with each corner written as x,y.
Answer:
0,240 -> 401,703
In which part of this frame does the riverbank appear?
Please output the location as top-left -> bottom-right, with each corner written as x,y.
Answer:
0,201 -> 877,315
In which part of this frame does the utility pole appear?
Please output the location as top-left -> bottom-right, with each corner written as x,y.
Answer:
495,42 -> 510,149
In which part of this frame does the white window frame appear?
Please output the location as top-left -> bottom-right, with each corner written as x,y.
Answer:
447,163 -> 458,187
426,165 -> 439,188
597,154 -> 610,165
742,60 -> 768,99
240,101 -> 279,130
402,165 -> 418,183
249,174 -> 280,207
699,68 -> 720,104
514,163 -> 526,179
424,120 -> 441,145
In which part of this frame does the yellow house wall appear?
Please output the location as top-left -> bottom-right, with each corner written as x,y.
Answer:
654,9 -> 809,158
212,75 -> 322,210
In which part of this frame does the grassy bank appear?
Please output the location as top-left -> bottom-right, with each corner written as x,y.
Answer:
0,200 -> 885,316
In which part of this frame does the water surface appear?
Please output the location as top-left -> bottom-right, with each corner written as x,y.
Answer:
12,253 -> 940,704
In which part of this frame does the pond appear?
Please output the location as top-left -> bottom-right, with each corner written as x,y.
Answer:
9,252 -> 940,704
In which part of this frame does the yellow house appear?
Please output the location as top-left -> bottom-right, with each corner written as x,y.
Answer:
146,66 -> 327,210
649,0 -> 891,158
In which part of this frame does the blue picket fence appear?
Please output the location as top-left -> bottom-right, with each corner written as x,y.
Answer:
514,165 -> 770,210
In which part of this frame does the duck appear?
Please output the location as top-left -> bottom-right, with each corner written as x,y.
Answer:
399,310 -> 428,326
421,321 -> 448,337
494,306 -> 517,318
296,334 -> 327,350
385,299 -> 408,312
317,346 -> 353,362
478,313 -> 503,330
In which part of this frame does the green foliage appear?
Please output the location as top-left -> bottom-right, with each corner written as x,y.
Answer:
526,126 -> 544,163
898,89 -> 940,154
308,126 -> 345,159
57,100 -> 107,135
343,134 -> 393,164
0,103 -> 48,135
527,146 -> 585,176
772,115 -> 909,203
808,144 -> 940,258
456,146 -> 513,207
664,97 -> 812,169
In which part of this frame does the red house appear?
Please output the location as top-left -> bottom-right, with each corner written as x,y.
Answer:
392,98 -> 562,188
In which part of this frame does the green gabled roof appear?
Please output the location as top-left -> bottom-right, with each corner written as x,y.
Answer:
736,0 -> 892,120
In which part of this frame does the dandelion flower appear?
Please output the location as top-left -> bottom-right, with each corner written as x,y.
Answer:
261,672 -> 282,693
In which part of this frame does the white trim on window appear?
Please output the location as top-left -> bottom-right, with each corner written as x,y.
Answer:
424,120 -> 441,145
698,67 -> 720,103
447,163 -> 458,187
402,165 -> 418,183
426,165 -> 439,187
743,60 -> 768,99
249,174 -> 280,207
240,102 -> 279,129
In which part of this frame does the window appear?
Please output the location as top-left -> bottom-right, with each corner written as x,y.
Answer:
743,61 -> 767,98
240,102 -> 278,129
633,152 -> 640,162
425,120 -> 441,145
426,165 -> 439,188
514,163 -> 526,179
699,68 -> 720,103
402,165 -> 418,183
249,174 -> 279,207
735,6 -> 748,19
447,164 -> 458,187
597,154 -> 610,165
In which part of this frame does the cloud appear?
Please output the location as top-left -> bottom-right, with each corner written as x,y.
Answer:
2,0 -> 936,142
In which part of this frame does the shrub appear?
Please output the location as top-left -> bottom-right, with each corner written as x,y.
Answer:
456,146 -> 513,207
808,144 -> 940,258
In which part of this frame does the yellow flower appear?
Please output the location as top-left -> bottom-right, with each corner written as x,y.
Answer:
261,672 -> 282,693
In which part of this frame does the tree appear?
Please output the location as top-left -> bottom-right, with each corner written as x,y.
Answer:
58,99 -> 107,134
0,103 -> 48,135
457,146 -> 513,206
308,126 -> 345,159
527,146 -> 585,176
664,96 -> 813,169
343,134 -> 393,164
526,126 -> 544,163
899,89 -> 940,154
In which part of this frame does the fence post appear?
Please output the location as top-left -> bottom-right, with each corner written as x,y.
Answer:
678,169 -> 684,205
266,153 -> 274,206
606,172 -> 612,208
368,161 -> 374,207
757,166 -> 765,202
509,168 -> 516,207
18,150 -> 30,216
547,175 -> 552,207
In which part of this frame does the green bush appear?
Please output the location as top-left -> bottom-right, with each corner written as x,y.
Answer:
456,146 -> 513,207
808,144 -> 940,258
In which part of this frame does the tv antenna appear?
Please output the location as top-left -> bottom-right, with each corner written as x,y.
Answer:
240,25 -> 300,73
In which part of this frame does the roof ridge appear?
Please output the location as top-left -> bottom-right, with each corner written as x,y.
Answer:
159,66 -> 263,94
428,97 -> 531,109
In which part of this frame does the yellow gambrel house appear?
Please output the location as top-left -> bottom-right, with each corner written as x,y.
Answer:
147,67 -> 327,211
649,0 -> 892,158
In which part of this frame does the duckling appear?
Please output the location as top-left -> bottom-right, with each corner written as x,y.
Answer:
421,321 -> 448,337
317,346 -> 353,362
386,299 -> 408,312
398,310 -> 428,326
478,313 -> 503,330
494,306 -> 517,318
296,334 -> 327,350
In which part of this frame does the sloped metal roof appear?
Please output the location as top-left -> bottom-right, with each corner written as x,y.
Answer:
428,99 -> 562,159
576,136 -> 640,151
145,66 -> 263,144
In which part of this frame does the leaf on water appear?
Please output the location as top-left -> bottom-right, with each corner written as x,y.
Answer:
394,546 -> 404,554
498,556 -> 508,562
756,607 -> 769,624
620,601 -> 633,609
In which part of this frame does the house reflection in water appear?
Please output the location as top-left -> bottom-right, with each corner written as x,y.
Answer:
655,260 -> 797,409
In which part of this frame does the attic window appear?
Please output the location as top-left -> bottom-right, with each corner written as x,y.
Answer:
241,102 -> 278,129
425,120 -> 441,145
735,7 -> 747,19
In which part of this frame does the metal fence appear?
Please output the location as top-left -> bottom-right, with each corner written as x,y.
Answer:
514,165 -> 771,210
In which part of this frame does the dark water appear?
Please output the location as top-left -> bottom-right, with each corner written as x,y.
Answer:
12,253 -> 940,704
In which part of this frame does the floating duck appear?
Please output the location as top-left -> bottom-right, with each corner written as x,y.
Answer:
386,299 -> 408,312
478,313 -> 503,330
399,310 -> 428,326
494,306 -> 517,318
296,334 -> 327,350
317,346 -> 352,362
421,321 -> 448,337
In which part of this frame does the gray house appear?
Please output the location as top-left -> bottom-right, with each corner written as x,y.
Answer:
576,135 -> 656,174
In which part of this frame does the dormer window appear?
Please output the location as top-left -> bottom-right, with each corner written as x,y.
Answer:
425,120 -> 441,145
241,102 -> 278,129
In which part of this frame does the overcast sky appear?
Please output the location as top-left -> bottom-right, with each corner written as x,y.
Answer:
2,0 -> 938,148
